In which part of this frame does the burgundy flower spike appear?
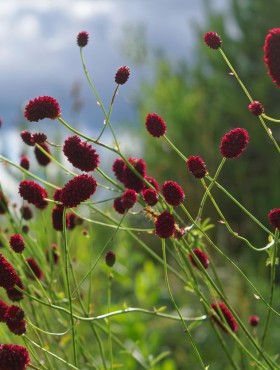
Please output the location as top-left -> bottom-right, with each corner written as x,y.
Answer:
155,211 -> 175,239
0,344 -> 30,370
63,135 -> 100,172
19,180 -> 48,209
187,156 -> 208,179
210,302 -> 238,333
220,128 -> 249,158
248,101 -> 264,116
162,181 -> 185,206
24,96 -> 61,122
264,28 -> 280,87
115,66 -> 130,85
204,32 -> 222,49
77,31 -> 89,47
268,208 -> 280,230
188,248 -> 209,269
60,174 -> 97,208
145,113 -> 166,138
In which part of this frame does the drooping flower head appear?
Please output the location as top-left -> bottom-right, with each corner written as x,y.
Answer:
264,28 -> 280,87
145,113 -> 166,138
60,174 -> 97,208
24,96 -> 61,122
9,234 -> 25,253
115,66 -> 130,85
77,31 -> 89,47
0,344 -> 30,370
52,207 -> 65,231
63,135 -> 100,172
162,181 -> 185,206
155,211 -> 175,239
188,248 -> 209,269
34,142 -> 51,166
220,128 -> 249,158
210,302 -> 238,333
248,101 -> 264,116
113,197 -> 126,215
204,32 -> 222,49
0,254 -> 19,289
19,180 -> 48,209
268,208 -> 280,230
26,257 -> 43,280
187,156 -> 208,179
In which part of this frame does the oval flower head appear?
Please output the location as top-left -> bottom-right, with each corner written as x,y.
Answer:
264,28 -> 280,87
0,344 -> 30,370
220,128 -> 249,158
24,96 -> 61,122
60,174 -> 97,208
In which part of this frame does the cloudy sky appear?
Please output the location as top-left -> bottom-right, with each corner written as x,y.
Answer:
0,0 -> 226,130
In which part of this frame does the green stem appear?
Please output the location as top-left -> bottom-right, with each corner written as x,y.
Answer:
162,239 -> 206,369
62,209 -> 77,367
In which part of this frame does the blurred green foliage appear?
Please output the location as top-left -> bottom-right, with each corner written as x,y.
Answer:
136,0 -> 280,248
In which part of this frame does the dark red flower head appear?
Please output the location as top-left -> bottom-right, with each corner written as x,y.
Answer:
34,142 -> 51,166
210,302 -> 238,333
20,206 -> 33,220
268,208 -> 280,230
155,211 -> 175,239
249,315 -> 259,327
52,207 -> 65,231
142,188 -> 159,206
113,197 -> 126,215
77,31 -> 89,47
6,319 -> 27,336
9,234 -> 25,253
0,344 -> 30,370
187,156 -> 208,178
19,180 -> 48,209
264,28 -> 280,87
112,158 -> 125,183
115,66 -> 130,85
63,135 -> 100,172
204,32 -> 222,49
145,113 -> 166,138
4,305 -> 25,324
121,189 -> 138,210
20,130 -> 35,146
24,96 -> 61,122
122,157 -> 147,193
162,181 -> 185,206
0,254 -> 19,289
105,250 -> 116,267
188,248 -> 209,269
144,176 -> 160,192
26,257 -> 43,280
248,101 -> 264,116
6,279 -> 25,302
60,174 -> 97,208
20,156 -> 30,171
220,128 -> 249,158
32,132 -> 47,144
0,300 -> 8,322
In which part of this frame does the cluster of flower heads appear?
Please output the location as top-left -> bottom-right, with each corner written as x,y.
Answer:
0,344 -> 30,370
